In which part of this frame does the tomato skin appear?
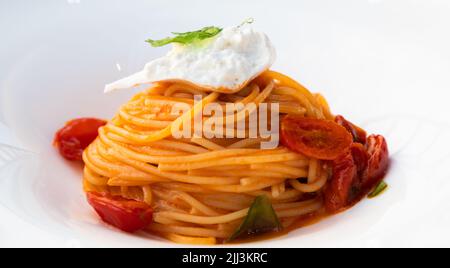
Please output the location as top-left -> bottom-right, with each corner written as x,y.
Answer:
54,118 -> 106,161
362,135 -> 389,190
324,143 -> 369,213
335,115 -> 367,145
324,152 -> 357,213
86,192 -> 153,233
351,143 -> 369,178
324,136 -> 389,213
280,116 -> 353,160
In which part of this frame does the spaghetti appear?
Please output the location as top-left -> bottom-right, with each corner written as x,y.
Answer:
82,71 -> 339,244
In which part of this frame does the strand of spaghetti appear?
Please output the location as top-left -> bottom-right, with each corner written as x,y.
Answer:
125,144 -> 187,156
279,181 -> 286,194
194,196 -> 252,211
158,152 -> 303,171
143,94 -> 195,105
155,209 -> 248,225
250,163 -> 309,178
83,177 -> 104,193
283,160 -> 309,168
83,166 -> 108,186
204,177 -> 286,193
278,103 -> 307,115
315,93 -> 333,119
155,182 -> 215,193
164,83 -> 208,97
118,110 -> 172,129
106,124 -> 172,144
201,165 -> 250,171
308,159 -> 318,183
148,223 -> 229,238
221,82 -> 273,124
261,70 -> 326,118
272,87 -> 319,118
248,189 -> 303,200
190,137 -> 225,151
240,177 -> 283,186
153,194 -> 191,213
272,184 -> 280,198
289,173 -> 328,193
162,233 -> 216,245
235,84 -> 259,104
267,94 -> 296,102
171,92 -> 195,99
170,92 -> 220,138
195,193 -> 253,207
227,138 -> 265,149
173,192 -> 221,216
152,213 -> 190,225
107,178 -> 165,186
120,186 -> 146,201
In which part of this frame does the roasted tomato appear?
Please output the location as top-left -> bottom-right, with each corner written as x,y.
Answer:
362,135 -> 389,190
280,116 -> 353,160
335,115 -> 367,145
351,143 -> 369,178
324,136 -> 389,213
54,118 -> 106,161
86,192 -> 153,233
324,152 -> 357,213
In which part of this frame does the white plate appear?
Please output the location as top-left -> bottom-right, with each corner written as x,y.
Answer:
1,0 -> 450,248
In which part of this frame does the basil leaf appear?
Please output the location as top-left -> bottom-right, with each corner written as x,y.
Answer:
145,26 -> 222,47
227,195 -> 282,242
368,181 -> 388,198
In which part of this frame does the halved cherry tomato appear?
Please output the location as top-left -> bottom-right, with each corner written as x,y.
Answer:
86,192 -> 153,233
280,116 -> 353,160
324,152 -> 357,213
54,118 -> 106,161
362,135 -> 389,190
335,115 -> 367,145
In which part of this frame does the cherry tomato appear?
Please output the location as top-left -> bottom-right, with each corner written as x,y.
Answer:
362,135 -> 389,190
86,192 -> 153,233
324,152 -> 357,213
335,115 -> 367,145
324,135 -> 389,213
280,116 -> 353,160
54,118 -> 106,161
351,143 -> 369,178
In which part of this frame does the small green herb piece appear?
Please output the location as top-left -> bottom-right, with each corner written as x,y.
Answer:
368,181 -> 388,198
145,26 -> 222,47
227,195 -> 282,242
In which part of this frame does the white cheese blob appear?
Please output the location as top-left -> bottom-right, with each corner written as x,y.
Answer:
104,25 -> 276,93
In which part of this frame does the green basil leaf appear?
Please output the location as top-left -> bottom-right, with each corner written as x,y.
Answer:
145,26 -> 222,47
368,181 -> 388,198
227,195 -> 282,242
